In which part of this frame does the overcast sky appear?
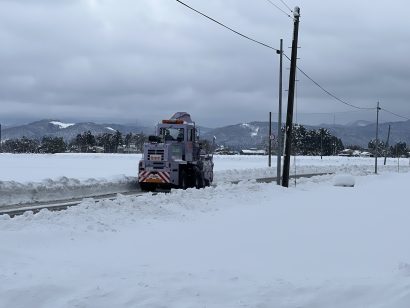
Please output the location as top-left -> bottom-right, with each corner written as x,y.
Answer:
0,0 -> 409,127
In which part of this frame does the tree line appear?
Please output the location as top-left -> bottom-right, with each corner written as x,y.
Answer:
274,124 -> 408,157
368,139 -> 408,157
285,125 -> 345,156
0,131 -> 147,154
1,125 -> 408,156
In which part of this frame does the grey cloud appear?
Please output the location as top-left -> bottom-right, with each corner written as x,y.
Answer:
0,0 -> 409,127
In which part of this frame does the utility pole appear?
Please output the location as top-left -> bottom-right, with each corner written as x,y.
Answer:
276,39 -> 283,185
333,114 -> 336,155
375,101 -> 381,174
320,129 -> 323,159
282,7 -> 300,188
0,123 -> 2,153
268,111 -> 272,167
384,124 -> 391,165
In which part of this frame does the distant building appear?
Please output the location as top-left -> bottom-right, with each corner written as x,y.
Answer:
338,149 -> 354,157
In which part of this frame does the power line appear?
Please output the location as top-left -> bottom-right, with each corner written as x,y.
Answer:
272,110 -> 372,115
283,53 -> 375,111
176,0 -> 279,52
263,0 -> 292,18
380,108 -> 410,121
279,0 -> 293,12
176,0 -> 410,121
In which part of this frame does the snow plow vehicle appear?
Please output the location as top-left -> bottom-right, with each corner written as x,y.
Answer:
138,112 -> 214,191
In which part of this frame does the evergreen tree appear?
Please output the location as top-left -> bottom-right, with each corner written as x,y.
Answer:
281,124 -> 344,156
390,142 -> 407,157
40,137 -> 67,153
368,139 -> 386,156
73,131 -> 96,152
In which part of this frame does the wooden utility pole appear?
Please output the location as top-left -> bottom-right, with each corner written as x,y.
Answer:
384,124 -> 391,165
320,129 -> 323,159
375,101 -> 381,174
268,111 -> 272,167
282,7 -> 300,187
276,39 -> 283,185
333,114 -> 336,155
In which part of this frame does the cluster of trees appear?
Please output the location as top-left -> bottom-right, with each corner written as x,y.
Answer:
1,136 -> 66,154
270,125 -> 344,156
1,125 -> 408,157
1,131 -> 147,154
368,139 -> 408,157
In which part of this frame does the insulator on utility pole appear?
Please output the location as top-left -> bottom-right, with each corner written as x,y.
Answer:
282,7 -> 301,188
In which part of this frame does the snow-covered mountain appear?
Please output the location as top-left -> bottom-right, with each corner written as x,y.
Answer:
3,118 -> 410,148
1,119 -> 152,141
202,120 -> 410,148
201,121 -> 273,150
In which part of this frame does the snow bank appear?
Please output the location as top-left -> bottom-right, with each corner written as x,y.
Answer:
0,176 -> 137,206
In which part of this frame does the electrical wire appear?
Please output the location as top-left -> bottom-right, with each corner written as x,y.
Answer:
283,54 -> 376,111
271,110 -> 375,116
177,1 -> 410,121
279,0 -> 293,12
176,0 -> 279,52
264,0 -> 292,18
380,108 -> 410,121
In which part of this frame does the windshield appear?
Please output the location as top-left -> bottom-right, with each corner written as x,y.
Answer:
160,128 -> 184,141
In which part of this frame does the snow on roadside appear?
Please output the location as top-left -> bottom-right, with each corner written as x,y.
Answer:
1,172 -> 410,307
0,176 -> 137,207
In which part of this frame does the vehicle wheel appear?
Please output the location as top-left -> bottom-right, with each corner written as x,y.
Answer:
204,171 -> 213,187
179,170 -> 189,190
195,170 -> 204,189
204,179 -> 210,187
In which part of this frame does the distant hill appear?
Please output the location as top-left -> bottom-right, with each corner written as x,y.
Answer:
202,120 -> 410,149
2,118 -> 410,149
1,119 -> 153,141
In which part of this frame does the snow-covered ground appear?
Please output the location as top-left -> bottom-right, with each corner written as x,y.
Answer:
1,169 -> 410,307
1,153 -> 408,182
1,153 -> 409,206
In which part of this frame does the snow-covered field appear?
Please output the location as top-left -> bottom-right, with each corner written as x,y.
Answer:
1,153 -> 408,183
1,154 -> 410,307
1,153 -> 409,206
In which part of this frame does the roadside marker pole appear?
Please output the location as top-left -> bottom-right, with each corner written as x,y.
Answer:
375,102 -> 381,174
